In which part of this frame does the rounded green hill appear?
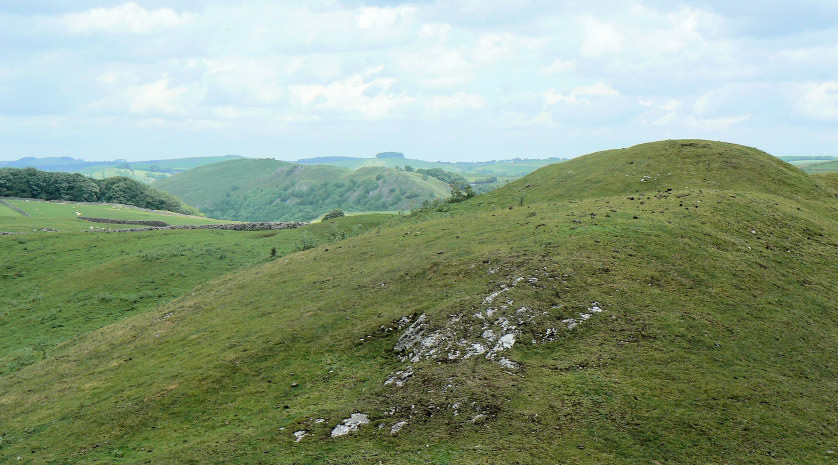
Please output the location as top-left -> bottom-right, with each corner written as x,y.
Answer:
475,140 -> 827,207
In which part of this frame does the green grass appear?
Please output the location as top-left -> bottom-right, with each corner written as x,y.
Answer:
297,155 -> 565,178
801,160 -> 838,173
0,202 -> 21,217
77,167 -> 165,184
0,199 -> 226,232
1,140 -> 836,464
0,213 -> 391,379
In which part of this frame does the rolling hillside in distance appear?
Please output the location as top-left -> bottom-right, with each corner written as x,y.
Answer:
153,158 -> 453,222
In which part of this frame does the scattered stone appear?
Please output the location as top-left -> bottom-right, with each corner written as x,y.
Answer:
331,413 -> 370,438
384,367 -> 414,387
293,430 -> 308,442
390,421 -> 407,434
498,358 -> 520,370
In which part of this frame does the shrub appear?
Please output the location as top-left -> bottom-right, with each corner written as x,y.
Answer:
323,208 -> 345,220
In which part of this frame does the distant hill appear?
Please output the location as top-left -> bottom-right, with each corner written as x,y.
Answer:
471,139 -> 828,209
0,156 -> 122,171
153,159 -> 452,221
0,167 -> 199,215
0,155 -> 243,184
295,154 -> 566,179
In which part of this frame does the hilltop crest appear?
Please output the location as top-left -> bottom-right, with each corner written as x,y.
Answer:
478,140 -> 827,207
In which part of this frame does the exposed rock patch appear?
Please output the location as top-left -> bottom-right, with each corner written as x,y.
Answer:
330,413 -> 369,438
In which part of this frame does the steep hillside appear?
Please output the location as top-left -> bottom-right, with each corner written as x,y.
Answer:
154,159 -> 451,221
2,140 -> 836,463
814,172 -> 838,192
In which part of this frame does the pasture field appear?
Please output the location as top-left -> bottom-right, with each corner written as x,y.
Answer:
0,199 -> 227,232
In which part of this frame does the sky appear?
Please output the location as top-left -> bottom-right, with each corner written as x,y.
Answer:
1,1 -> 837,162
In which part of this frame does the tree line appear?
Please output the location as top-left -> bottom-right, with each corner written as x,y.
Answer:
0,167 -> 199,215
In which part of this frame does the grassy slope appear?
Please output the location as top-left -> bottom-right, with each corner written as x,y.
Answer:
801,160 -> 838,173
153,158 -> 451,212
1,140 -> 836,463
0,212 -> 391,378
0,200 -> 225,232
0,202 -> 20,217
297,156 -> 563,177
814,172 -> 838,191
77,167 -> 162,184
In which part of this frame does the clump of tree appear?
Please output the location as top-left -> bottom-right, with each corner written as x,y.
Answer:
415,168 -> 468,188
0,167 -> 199,215
410,182 -> 478,216
447,183 -> 476,203
376,152 -> 405,159
322,208 -> 345,220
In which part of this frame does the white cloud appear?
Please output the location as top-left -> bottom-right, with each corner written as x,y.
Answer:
63,2 -> 190,35
579,17 -> 623,57
542,83 -> 619,105
426,93 -> 484,113
291,70 -> 415,119
543,58 -> 575,74
798,81 -> 838,120
128,76 -> 191,116
475,33 -> 543,63
356,6 -> 416,30
418,23 -> 452,41
640,97 -> 749,130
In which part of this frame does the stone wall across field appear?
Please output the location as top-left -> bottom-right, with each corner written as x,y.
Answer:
95,221 -> 308,232
0,199 -> 31,217
79,217 -> 170,227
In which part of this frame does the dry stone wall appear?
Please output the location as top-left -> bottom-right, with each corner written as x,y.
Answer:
97,221 -> 308,232
79,217 -> 170,227
0,199 -> 30,217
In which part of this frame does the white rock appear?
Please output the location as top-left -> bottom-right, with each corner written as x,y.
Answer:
331,413 -> 370,438
498,357 -> 520,370
390,421 -> 407,434
294,430 -> 308,442
494,334 -> 516,351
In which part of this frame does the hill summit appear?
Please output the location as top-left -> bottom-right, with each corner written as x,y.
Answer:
476,140 -> 827,209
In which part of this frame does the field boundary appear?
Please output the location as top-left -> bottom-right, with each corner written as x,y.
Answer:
96,221 -> 308,232
79,216 -> 170,227
0,199 -> 31,217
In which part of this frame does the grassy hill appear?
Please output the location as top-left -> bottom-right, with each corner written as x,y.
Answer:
296,155 -> 565,182
800,160 -> 838,173
1,140 -> 836,463
153,159 -> 452,222
0,155 -> 243,185
0,198 -> 226,232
